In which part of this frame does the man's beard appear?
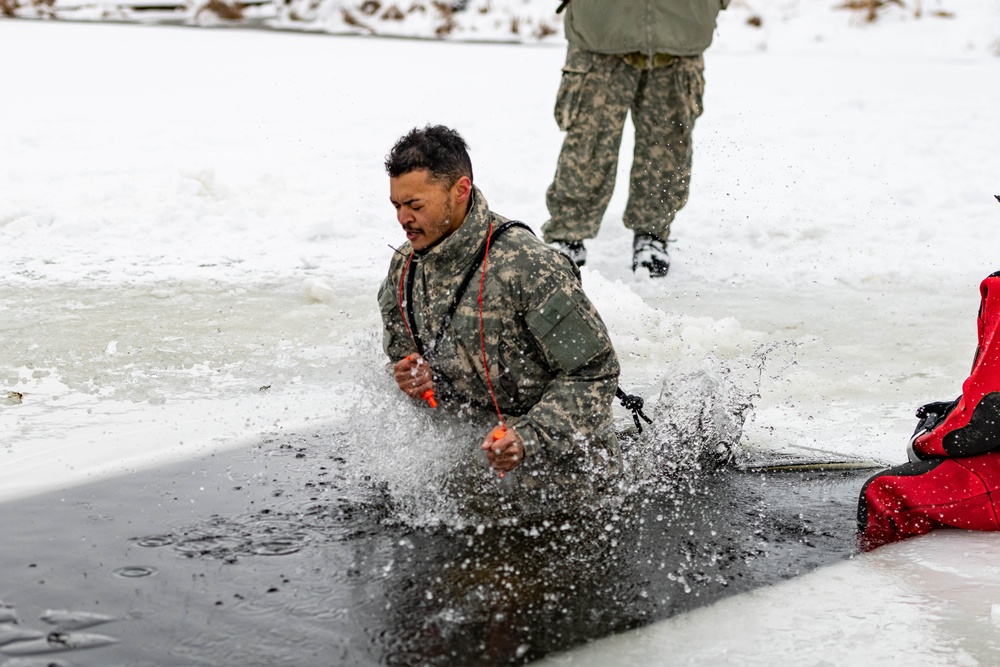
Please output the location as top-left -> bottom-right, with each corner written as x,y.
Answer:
417,199 -> 454,253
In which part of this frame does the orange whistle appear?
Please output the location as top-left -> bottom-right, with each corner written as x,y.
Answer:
493,427 -> 506,478
408,355 -> 437,408
422,389 -> 437,409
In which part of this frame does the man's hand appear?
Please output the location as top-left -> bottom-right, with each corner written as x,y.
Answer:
393,354 -> 434,400
481,427 -> 525,473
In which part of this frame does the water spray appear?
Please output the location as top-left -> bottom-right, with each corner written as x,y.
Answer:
407,354 -> 437,408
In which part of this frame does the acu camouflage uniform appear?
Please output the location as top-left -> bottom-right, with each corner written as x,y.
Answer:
378,186 -> 622,499
543,0 -> 728,245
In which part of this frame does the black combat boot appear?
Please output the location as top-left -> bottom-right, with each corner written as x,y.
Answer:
550,240 -> 587,267
632,233 -> 669,277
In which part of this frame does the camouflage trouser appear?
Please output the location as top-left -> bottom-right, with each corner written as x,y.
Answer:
542,45 -> 705,244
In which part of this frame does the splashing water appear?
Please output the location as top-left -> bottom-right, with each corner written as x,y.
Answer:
332,340 -> 791,529
623,342 -> 784,487
337,363 -> 523,528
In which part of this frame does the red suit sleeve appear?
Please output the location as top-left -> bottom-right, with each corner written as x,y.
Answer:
913,273 -> 1000,458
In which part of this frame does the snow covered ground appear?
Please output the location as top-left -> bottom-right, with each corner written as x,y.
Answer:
1,1 -> 999,662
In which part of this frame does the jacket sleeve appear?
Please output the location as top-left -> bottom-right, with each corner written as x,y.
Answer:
912,272 -> 1000,458
377,260 -> 415,365
507,253 -> 620,461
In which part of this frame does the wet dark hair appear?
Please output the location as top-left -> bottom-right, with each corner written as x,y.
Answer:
384,125 -> 473,186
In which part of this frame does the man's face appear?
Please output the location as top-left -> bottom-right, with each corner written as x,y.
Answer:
390,169 -> 470,252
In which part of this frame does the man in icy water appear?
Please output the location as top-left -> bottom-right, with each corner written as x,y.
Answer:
858,270 -> 1000,551
377,125 -> 623,507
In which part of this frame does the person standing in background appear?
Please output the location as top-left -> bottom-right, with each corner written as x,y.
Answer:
544,0 -> 729,277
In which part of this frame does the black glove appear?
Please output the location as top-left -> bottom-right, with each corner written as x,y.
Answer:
907,398 -> 958,461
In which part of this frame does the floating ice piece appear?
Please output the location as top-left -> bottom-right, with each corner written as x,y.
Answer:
0,625 -> 44,647
302,277 -> 335,303
0,632 -> 118,655
39,610 -> 116,631
2,657 -> 73,667
991,603 -> 1000,624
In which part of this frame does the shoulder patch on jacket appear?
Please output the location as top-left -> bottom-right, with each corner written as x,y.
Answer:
526,289 -> 604,373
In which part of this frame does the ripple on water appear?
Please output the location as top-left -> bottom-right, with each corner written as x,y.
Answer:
174,534 -> 247,558
251,533 -> 311,556
112,566 -> 158,578
131,534 -> 176,548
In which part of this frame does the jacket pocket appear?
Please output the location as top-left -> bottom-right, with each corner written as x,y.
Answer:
553,46 -> 593,132
525,289 -> 604,373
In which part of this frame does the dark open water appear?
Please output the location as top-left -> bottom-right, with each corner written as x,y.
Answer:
0,430 -> 872,666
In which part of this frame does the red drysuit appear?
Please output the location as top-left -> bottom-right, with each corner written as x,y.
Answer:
858,271 -> 1000,551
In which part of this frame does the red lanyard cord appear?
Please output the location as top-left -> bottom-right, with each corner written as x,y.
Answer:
478,225 -> 508,478
396,223 -> 519,432
478,222 -> 506,432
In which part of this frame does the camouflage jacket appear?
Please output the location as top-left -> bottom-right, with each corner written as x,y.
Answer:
377,186 -> 621,477
564,0 -> 729,57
